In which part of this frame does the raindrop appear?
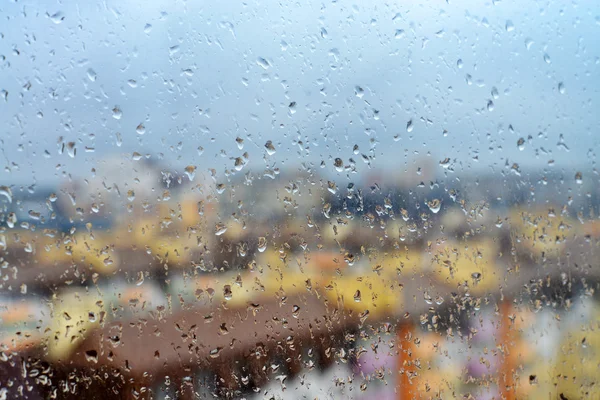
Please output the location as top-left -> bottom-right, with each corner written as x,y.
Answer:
87,68 -> 97,82
0,186 -> 12,203
256,57 -> 270,69
292,305 -> 301,318
517,137 -> 525,151
353,290 -> 361,302
144,24 -> 152,33
66,142 -> 76,158
495,217 -> 503,228
355,86 -> 364,98
505,20 -> 514,32
85,350 -> 98,363
487,100 -> 494,112
234,157 -> 245,171
334,158 -> 344,172
116,132 -> 123,147
394,29 -> 405,39
320,27 -> 328,38
112,106 -> 122,119
491,87 -> 499,99
406,119 -> 413,132
46,11 -> 65,25
257,237 -> 267,252
558,82 -> 565,94
215,223 -> 228,236
525,38 -> 534,50
575,172 -> 583,184
223,285 -> 233,301
265,140 -> 276,155
136,272 -> 144,286
457,59 -> 463,69
236,137 -> 244,150
184,165 -> 196,181
127,190 -> 135,202
427,199 -> 442,214
543,53 -> 551,64
136,123 -> 146,135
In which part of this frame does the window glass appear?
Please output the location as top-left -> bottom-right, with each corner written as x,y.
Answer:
1,1 -> 599,399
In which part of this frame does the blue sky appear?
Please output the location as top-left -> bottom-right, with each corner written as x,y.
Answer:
1,0 -> 599,187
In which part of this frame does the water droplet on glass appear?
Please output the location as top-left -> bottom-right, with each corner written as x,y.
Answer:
256,237 -> 267,253
427,199 -> 442,214
235,137 -> 244,150
66,142 -> 76,158
184,165 -> 196,181
406,119 -> 413,133
288,101 -> 297,115
49,11 -> 65,24
127,190 -> 135,202
334,158 -> 344,172
0,186 -> 12,203
394,29 -> 405,39
112,106 -> 122,120
320,27 -> 328,39
223,285 -> 233,301
353,290 -> 361,302
525,38 -> 534,50
575,172 -> 583,184
85,350 -> 98,363
355,86 -> 364,98
144,24 -> 152,33
215,223 -> 228,236
209,347 -> 222,358
517,137 -> 525,151
491,87 -> 499,99
265,140 -> 276,155
116,132 -> 123,147
457,59 -> 463,69
543,53 -> 551,64
136,272 -> 144,286
558,82 -> 565,94
505,20 -> 514,32
136,123 -> 146,135
256,57 -> 270,70
487,100 -> 494,112
292,305 -> 300,318
87,68 -> 97,82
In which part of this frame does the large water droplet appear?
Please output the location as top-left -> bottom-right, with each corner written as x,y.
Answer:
87,68 -> 97,82
265,140 -> 276,155
257,237 -> 267,252
427,199 -> 442,214
543,53 -> 551,64
256,57 -> 270,69
185,165 -> 196,181
215,223 -> 228,236
49,11 -> 65,24
0,186 -> 12,203
136,123 -> 146,135
112,106 -> 122,119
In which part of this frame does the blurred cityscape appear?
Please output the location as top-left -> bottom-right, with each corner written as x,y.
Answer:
1,155 -> 600,399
